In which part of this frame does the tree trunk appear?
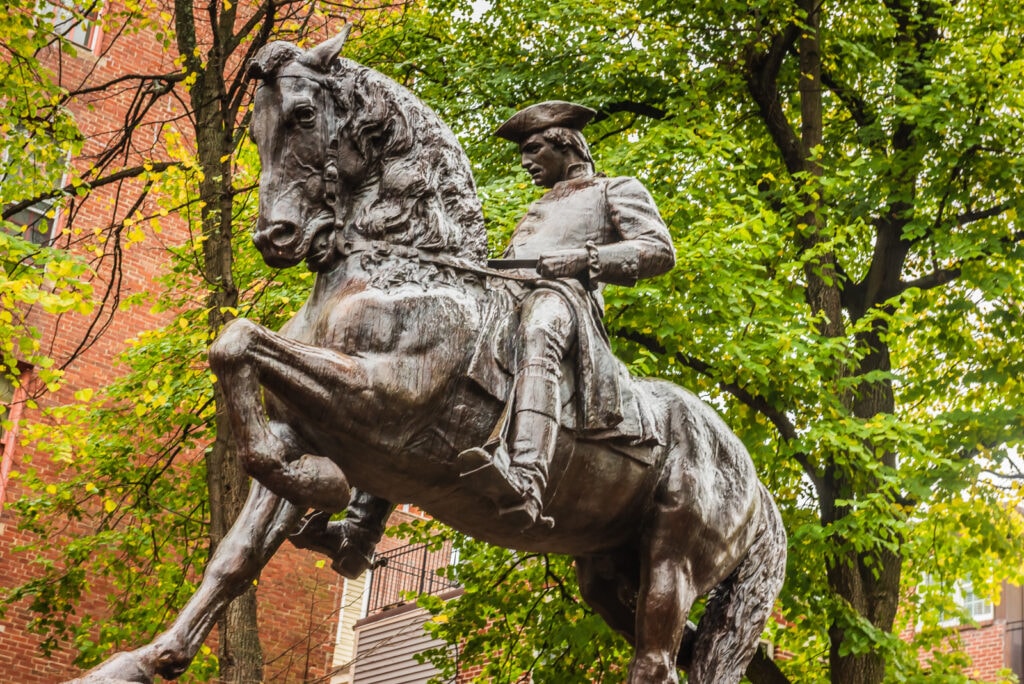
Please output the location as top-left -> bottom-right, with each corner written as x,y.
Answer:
193,53 -> 263,682
792,4 -> 901,682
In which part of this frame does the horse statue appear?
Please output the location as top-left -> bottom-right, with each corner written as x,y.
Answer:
75,29 -> 786,684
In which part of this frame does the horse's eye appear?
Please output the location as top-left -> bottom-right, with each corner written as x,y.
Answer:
293,105 -> 316,127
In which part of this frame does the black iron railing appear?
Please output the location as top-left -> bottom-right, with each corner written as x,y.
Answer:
366,540 -> 459,614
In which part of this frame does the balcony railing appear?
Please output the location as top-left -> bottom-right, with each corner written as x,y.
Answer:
367,540 -> 459,614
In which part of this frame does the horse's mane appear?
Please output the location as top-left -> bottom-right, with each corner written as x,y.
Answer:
252,41 -> 488,263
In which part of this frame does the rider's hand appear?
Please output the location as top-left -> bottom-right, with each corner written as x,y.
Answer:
537,249 -> 589,279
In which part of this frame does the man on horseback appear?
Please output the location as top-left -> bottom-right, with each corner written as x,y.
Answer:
294,101 -> 675,570
459,101 -> 676,528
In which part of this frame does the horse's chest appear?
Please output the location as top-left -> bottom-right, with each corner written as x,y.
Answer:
322,299 -> 403,353
291,290 -> 451,356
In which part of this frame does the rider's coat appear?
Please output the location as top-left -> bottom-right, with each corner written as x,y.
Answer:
469,171 -> 675,445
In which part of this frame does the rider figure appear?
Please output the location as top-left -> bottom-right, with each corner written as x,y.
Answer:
460,101 -> 676,528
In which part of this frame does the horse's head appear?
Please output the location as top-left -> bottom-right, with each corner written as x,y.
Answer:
247,30 -> 486,271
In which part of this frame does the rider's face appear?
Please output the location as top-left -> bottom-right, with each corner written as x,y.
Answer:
520,133 -> 571,188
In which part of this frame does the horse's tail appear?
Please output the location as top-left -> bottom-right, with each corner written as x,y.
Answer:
684,484 -> 787,683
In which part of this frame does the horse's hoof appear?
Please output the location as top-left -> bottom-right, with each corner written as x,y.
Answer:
332,535 -> 377,579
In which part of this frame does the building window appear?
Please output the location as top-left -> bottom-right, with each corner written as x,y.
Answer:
960,583 -> 995,623
2,123 -> 71,247
937,580 -> 995,627
5,198 -> 59,246
37,1 -> 100,51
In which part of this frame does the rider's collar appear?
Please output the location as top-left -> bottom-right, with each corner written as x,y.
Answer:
562,163 -> 593,182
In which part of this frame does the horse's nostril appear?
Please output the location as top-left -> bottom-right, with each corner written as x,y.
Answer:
255,221 -> 301,250
270,222 -> 298,244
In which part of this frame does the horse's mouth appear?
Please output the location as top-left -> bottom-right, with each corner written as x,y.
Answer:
253,217 -> 335,270
304,224 -> 337,271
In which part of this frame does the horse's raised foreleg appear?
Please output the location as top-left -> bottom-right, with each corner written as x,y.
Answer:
207,318 -> 359,511
72,483 -> 302,683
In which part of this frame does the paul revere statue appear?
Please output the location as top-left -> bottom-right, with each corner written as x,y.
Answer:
458,101 -> 676,527
293,101 -> 675,568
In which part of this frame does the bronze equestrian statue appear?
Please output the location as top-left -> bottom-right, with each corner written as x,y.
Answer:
73,29 -> 786,684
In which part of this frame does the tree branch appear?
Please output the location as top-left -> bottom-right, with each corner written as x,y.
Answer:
2,161 -> 182,221
593,100 -> 667,123
895,215 -> 1022,294
743,22 -> 803,174
900,267 -> 960,292
65,71 -> 186,99
820,67 -> 875,128
957,200 -> 1014,226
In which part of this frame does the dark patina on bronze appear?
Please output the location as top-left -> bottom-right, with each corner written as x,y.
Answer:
71,30 -> 786,684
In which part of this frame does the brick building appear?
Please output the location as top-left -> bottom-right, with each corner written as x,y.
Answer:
0,3 -> 356,682
5,5 -> 1019,684
904,581 -> 1024,682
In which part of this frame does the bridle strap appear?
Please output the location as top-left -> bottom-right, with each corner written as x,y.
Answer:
337,238 -> 539,282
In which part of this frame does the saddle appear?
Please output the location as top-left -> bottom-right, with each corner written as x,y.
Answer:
465,279 -> 662,456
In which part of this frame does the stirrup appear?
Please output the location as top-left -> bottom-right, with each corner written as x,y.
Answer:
499,497 -> 555,531
457,445 -> 522,504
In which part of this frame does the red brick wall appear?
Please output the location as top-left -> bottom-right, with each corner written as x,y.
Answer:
0,4 -> 347,681
903,613 -> 1012,681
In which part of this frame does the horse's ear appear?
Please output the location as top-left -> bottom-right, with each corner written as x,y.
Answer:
302,25 -> 352,72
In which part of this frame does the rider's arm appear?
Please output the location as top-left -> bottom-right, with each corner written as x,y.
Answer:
589,176 -> 676,287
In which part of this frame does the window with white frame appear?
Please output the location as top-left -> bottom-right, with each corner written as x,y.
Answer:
959,582 -> 995,623
4,198 -> 59,245
937,580 -> 995,627
37,1 -> 100,51
1,125 -> 70,247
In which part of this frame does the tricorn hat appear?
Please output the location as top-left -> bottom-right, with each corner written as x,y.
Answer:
495,101 -> 597,143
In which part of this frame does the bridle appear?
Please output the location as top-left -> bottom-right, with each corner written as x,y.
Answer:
261,71 -> 539,282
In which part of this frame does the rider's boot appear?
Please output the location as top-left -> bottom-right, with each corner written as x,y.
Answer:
460,364 -> 559,529
499,404 -> 558,529
290,489 -> 393,579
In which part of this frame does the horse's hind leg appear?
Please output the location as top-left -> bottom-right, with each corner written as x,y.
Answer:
75,483 -> 302,683
628,522 -> 697,684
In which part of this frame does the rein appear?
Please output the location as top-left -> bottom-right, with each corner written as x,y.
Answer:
337,237 -> 540,282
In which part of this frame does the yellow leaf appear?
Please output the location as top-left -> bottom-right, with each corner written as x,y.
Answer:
46,484 -> 58,495
104,499 -> 117,513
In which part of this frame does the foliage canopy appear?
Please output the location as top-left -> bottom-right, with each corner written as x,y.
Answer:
1,0 -> 1022,682
354,1 -> 1024,682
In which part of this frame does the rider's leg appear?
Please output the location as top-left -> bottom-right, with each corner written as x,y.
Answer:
501,289 -> 575,525
290,489 -> 394,579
